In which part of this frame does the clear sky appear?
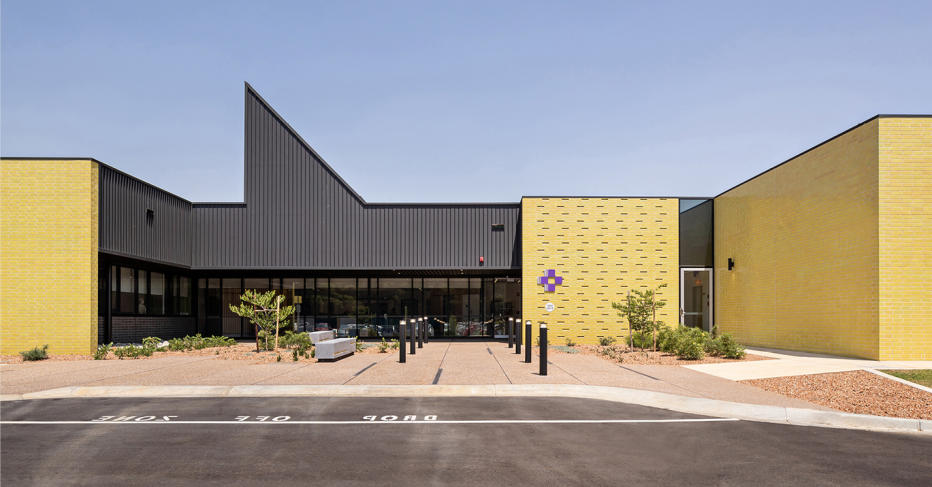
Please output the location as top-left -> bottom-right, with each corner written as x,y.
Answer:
3,1 -> 931,203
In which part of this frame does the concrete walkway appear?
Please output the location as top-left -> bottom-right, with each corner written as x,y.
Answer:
683,347 -> 932,381
1,341 -> 825,411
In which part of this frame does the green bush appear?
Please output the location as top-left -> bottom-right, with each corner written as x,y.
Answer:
168,334 -> 237,351
597,336 -> 616,346
631,331 -> 656,349
390,339 -> 400,350
672,327 -> 709,360
94,343 -> 113,360
550,345 -> 579,354
114,345 -> 144,360
20,344 -> 49,362
278,331 -> 312,349
656,326 -> 678,353
715,333 -> 746,359
564,337 -> 577,347
377,338 -> 390,353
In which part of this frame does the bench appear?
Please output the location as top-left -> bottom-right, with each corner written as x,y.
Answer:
309,330 -> 336,344
315,337 -> 356,362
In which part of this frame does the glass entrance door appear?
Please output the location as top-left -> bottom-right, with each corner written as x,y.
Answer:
680,268 -> 712,332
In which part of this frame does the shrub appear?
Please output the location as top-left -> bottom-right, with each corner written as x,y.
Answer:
565,337 -> 577,347
168,334 -> 237,351
94,343 -> 113,360
672,327 -> 709,360
716,333 -> 746,359
598,336 -> 616,346
114,345 -> 143,360
20,344 -> 49,362
631,331 -> 655,349
656,326 -> 674,353
278,331 -> 312,349
390,339 -> 400,350
141,337 -> 163,356
550,345 -> 579,354
377,338 -> 390,353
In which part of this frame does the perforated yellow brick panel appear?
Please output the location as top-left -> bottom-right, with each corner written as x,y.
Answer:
521,197 -> 678,345
878,118 -> 932,360
1,160 -> 99,355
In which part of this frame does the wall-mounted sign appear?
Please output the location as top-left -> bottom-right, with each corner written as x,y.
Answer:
537,269 -> 564,292
695,279 -> 702,286
545,302 -> 555,312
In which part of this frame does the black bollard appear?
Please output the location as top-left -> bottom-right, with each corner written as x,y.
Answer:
539,324 -> 548,376
410,317 -> 416,355
399,321 -> 406,363
508,318 -> 514,348
515,318 -> 522,355
423,317 -> 428,344
525,321 -> 532,363
417,319 -> 423,349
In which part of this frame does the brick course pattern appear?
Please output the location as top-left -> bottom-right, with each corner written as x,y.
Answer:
1,160 -> 99,355
521,197 -> 678,345
878,118 -> 932,360
715,117 -> 931,360
110,316 -> 197,344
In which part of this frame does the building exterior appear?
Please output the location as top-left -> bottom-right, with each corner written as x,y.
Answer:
2,84 -> 929,360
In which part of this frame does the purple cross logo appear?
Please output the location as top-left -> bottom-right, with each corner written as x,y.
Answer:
537,269 -> 563,292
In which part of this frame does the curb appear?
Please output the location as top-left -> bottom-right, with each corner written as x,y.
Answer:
2,384 -> 928,434
862,368 -> 932,394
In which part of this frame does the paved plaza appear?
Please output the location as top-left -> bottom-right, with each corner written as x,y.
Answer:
1,341 -> 826,409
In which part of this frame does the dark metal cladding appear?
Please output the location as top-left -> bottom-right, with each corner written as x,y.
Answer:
192,203 -> 246,268
99,83 -> 521,271
98,165 -> 193,267
191,84 -> 522,270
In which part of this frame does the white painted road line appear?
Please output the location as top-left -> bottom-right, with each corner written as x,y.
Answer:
0,418 -> 739,425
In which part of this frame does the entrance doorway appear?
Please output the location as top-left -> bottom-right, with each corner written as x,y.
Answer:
680,268 -> 712,332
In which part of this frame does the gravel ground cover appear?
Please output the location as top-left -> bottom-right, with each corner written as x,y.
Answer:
1,342 -> 394,365
742,370 -> 932,420
547,344 -> 774,366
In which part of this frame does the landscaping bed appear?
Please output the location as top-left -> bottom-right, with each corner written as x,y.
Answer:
742,370 -> 932,420
2,339 -> 393,365
546,344 -> 774,366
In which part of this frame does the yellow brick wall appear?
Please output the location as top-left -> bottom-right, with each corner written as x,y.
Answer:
1,160 -> 99,355
878,118 -> 932,360
521,197 -> 678,345
715,120 -> 881,359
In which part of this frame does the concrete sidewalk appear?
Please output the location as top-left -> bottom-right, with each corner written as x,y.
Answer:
1,341 -> 825,411
683,347 -> 932,382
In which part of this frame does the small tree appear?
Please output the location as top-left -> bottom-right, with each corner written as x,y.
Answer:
229,290 -> 295,351
612,284 -> 667,351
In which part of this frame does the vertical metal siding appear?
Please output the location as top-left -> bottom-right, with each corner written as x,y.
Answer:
99,84 -> 521,271
236,83 -> 521,269
98,165 -> 193,267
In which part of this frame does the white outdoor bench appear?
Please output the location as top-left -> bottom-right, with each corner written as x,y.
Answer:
315,337 -> 355,362
309,330 -> 336,344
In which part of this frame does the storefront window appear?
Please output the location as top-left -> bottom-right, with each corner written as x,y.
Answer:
120,267 -> 134,313
138,270 -> 148,314
149,272 -> 164,315
222,278 -> 242,336
177,277 -> 191,315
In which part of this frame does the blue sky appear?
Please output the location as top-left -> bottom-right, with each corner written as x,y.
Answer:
3,1 -> 931,203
